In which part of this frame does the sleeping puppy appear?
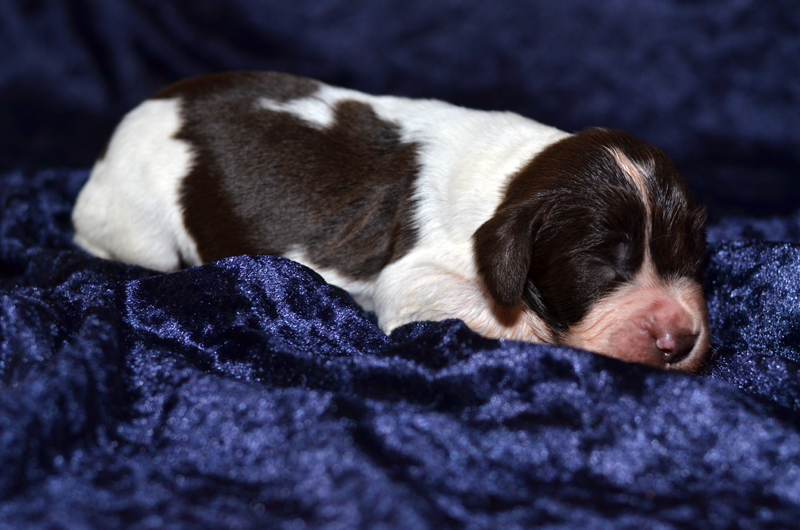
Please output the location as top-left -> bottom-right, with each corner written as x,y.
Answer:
72,71 -> 710,371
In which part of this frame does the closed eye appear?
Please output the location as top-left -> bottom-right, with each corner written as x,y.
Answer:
609,239 -> 637,280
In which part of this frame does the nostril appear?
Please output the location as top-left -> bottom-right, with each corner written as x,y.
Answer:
657,332 -> 697,364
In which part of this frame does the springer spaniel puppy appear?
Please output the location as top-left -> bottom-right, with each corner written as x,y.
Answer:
72,72 -> 710,371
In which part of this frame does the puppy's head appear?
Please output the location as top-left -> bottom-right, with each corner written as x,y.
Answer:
474,128 -> 709,371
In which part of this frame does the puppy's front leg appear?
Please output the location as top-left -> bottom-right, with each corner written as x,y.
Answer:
373,265 -> 553,343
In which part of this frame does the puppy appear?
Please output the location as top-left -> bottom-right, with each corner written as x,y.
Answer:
72,71 -> 710,371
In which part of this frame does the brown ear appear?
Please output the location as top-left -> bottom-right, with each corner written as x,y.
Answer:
473,208 -> 537,307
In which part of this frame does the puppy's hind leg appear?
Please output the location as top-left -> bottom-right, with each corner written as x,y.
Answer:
72,98 -> 200,272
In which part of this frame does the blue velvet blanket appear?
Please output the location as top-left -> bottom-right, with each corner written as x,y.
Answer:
2,2 -> 800,528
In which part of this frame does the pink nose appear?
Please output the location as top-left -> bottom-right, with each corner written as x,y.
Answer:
655,331 -> 698,364
649,303 -> 698,365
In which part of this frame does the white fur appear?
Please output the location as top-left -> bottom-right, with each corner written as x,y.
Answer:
72,98 -> 201,271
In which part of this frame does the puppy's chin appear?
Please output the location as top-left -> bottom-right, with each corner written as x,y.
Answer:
560,276 -> 710,371
462,301 -> 556,344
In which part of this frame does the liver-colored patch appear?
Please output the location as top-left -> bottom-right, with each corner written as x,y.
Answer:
166,72 -> 421,279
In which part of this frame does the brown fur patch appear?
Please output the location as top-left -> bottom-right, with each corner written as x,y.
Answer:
159,72 -> 421,279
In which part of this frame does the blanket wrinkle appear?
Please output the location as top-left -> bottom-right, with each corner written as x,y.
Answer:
2,168 -> 800,527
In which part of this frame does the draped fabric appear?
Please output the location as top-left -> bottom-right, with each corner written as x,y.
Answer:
2,2 -> 799,528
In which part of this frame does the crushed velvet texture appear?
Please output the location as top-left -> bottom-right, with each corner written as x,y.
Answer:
2,170 -> 800,528
2,1 -> 800,529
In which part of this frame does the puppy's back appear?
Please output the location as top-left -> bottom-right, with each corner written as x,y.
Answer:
73,72 -> 423,274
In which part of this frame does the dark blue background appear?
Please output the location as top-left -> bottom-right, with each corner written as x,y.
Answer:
2,2 -> 800,529
2,1 -> 799,219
